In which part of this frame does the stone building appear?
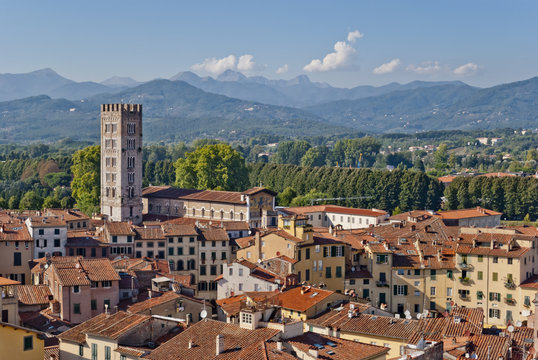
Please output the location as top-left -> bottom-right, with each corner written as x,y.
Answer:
100,104 -> 143,224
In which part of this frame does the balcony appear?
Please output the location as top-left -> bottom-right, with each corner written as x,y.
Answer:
504,281 -> 516,290
458,262 -> 473,270
376,281 -> 389,287
459,293 -> 470,301
459,276 -> 471,285
505,297 -> 516,305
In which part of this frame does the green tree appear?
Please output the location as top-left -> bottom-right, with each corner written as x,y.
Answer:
277,187 -> 297,206
71,145 -> 100,215
273,140 -> 311,165
8,195 -> 19,210
19,191 -> 43,210
174,144 -> 248,191
300,146 -> 329,167
434,144 -> 448,170
0,197 -> 7,209
413,158 -> 425,172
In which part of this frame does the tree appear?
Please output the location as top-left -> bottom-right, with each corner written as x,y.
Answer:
8,195 -> 19,210
71,145 -> 100,215
434,144 -> 449,170
277,187 -> 297,206
19,191 -> 43,210
174,144 -> 248,191
300,146 -> 329,167
273,140 -> 311,165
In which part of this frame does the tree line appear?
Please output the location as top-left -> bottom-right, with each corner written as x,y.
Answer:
444,176 -> 538,220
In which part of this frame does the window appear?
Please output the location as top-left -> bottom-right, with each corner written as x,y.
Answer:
158,241 -> 165,248
102,281 -> 112,288
430,301 -> 436,310
305,248 -> 310,259
477,255 -> 483,262
74,303 -> 81,314
168,248 -> 174,256
23,336 -> 33,351
376,254 -> 387,264
158,251 -> 165,259
493,257 -> 499,263
54,239 -> 60,247
189,247 -> 195,255
414,269 -> 420,275
92,343 -> 98,360
54,228 -> 60,235
430,269 -> 436,280
430,287 -> 436,296
336,266 -> 342,278
13,252 -> 21,266
525,296 -> 531,307
147,241 -> 154,248
91,300 -> 97,310
221,252 -> 227,260
242,312 -> 253,324
489,308 -> 500,319
397,269 -> 404,275
121,356 -> 126,360
79,344 -> 84,356
239,268 -> 244,276
112,235 -> 118,243
73,286 -> 80,293
325,266 -> 332,278
414,290 -> 420,296
147,251 -> 154,258
363,279 -> 369,285
305,269 -> 310,281
492,272 -> 498,281
394,285 -> 408,296
489,292 -> 501,301
477,291 -> 483,300
177,247 -> 183,255
200,266 -> 206,276
477,271 -> 483,280
136,242 -> 142,248
104,299 -> 110,309
447,287 -> 452,297
508,258 -> 513,264
38,229 -> 44,235
105,346 -> 111,360
210,266 -> 217,276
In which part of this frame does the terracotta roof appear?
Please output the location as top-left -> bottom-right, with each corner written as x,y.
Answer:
438,175 -> 458,183
237,341 -> 296,360
216,295 -> 247,317
235,235 -> 255,249
287,333 -> 389,360
135,227 -> 165,240
127,291 -> 180,314
161,223 -> 198,236
519,274 -> 538,289
438,207 -> 502,220
0,276 -> 21,286
145,319 -> 280,360
105,222 -> 136,236
59,311 -> 150,343
17,285 -> 52,305
143,186 -> 252,205
115,346 -> 149,357
44,346 -> 59,360
277,286 -> 335,312
0,223 -> 32,241
26,215 -> 66,227
284,205 -> 387,217
272,255 -> 298,264
221,221 -> 250,231
142,186 -> 200,199
456,334 -> 509,360
51,258 -> 120,287
45,208 -> 90,222
308,305 -> 418,341
456,243 -> 530,258
241,187 -> 277,196
200,227 -> 229,241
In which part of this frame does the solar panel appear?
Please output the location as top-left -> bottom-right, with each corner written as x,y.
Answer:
314,344 -> 325,349
327,350 -> 336,355
326,341 -> 337,347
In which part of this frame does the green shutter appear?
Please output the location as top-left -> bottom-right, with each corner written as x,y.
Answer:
394,285 -> 398,295
331,246 -> 337,257
404,285 -> 408,295
489,292 -> 493,301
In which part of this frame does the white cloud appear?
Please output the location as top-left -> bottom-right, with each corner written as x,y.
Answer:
304,41 -> 357,72
191,55 -> 236,75
347,30 -> 364,42
276,64 -> 288,74
453,62 -> 479,76
406,61 -> 441,74
373,58 -> 401,74
237,55 -> 256,72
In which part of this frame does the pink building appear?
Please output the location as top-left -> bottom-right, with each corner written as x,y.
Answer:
43,257 -> 120,324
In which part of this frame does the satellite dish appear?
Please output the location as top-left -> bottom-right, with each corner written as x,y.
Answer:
406,315 -> 412,320
508,325 -> 515,333
416,313 -> 422,319
44,264 -> 49,269
516,321 -> 522,327
200,310 -> 207,319
404,310 -> 411,317
395,314 -> 400,319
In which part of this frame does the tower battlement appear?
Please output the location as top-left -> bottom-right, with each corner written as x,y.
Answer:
100,103 -> 142,113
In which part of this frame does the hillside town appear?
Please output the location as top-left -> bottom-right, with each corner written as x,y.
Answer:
0,104 -> 536,360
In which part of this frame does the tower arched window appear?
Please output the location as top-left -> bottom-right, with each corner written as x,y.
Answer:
177,260 -> 184,271
220,210 -> 224,219
201,208 -> 205,217
230,210 -> 234,220
210,209 -> 214,218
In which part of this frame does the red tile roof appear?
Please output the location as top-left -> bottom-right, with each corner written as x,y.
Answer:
284,205 -> 387,218
17,285 -> 52,305
127,291 -> 180,314
0,276 -> 21,286
105,222 -> 136,236
287,333 -> 389,360
51,258 -> 120,287
437,207 -> 502,220
277,286 -> 335,312
145,319 -> 280,360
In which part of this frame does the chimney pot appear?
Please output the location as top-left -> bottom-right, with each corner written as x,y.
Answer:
216,334 -> 224,356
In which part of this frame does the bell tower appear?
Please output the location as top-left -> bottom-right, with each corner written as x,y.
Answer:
100,104 -> 143,224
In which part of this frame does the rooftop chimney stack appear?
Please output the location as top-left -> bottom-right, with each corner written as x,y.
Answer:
216,334 -> 224,356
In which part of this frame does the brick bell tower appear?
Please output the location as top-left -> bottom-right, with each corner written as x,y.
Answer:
100,104 -> 143,224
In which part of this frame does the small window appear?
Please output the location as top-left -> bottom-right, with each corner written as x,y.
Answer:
54,229 -> 60,235
79,344 -> 84,356
23,336 -> 33,351
73,286 -> 80,293
74,303 -> 81,314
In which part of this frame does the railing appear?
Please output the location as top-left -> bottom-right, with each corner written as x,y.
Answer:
376,281 -> 389,287
459,277 -> 470,285
459,294 -> 470,301
504,281 -> 516,289
505,297 -> 516,305
459,263 -> 473,270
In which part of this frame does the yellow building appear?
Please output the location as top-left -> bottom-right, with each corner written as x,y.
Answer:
277,286 -> 346,321
0,276 -> 20,325
0,322 -> 45,360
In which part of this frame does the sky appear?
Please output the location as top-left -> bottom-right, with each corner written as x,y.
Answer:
1,1 -> 537,88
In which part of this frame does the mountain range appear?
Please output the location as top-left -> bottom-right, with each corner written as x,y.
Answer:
0,68 -> 536,143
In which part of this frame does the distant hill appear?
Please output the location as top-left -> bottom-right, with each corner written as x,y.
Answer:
306,77 -> 538,132
0,68 -> 125,101
0,80 -> 349,143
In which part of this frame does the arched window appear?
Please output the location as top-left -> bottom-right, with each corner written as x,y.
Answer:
230,211 -> 234,220
188,259 -> 195,270
239,212 -> 244,221
112,188 -> 116,198
220,210 -> 224,219
169,260 -> 175,271
210,209 -> 214,218
177,260 -> 184,271
201,208 -> 205,217
192,208 -> 196,216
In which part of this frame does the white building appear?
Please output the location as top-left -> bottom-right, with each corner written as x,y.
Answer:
25,216 -> 67,258
281,205 -> 388,230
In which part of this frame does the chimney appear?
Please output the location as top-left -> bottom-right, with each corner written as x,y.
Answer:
329,226 -> 333,235
216,334 -> 224,356
308,348 -> 319,358
188,340 -> 193,349
277,341 -> 283,351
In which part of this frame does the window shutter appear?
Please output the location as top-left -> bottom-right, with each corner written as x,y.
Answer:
323,247 -> 328,257
404,285 -> 408,296
394,285 -> 398,296
331,246 -> 337,257
489,292 -> 493,301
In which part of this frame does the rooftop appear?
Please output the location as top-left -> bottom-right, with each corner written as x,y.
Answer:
277,286 -> 335,312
